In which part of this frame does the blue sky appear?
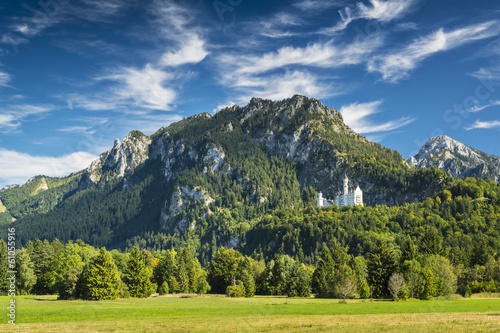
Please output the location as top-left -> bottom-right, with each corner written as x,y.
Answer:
0,0 -> 499,187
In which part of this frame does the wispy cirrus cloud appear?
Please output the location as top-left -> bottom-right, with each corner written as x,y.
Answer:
99,64 -> 177,111
154,0 -> 208,67
340,100 -> 415,134
56,126 -> 96,134
217,36 -> 382,102
232,70 -> 334,102
321,0 -> 418,34
369,20 -> 500,83
467,100 -> 500,113
0,105 -> 52,133
225,37 -> 383,76
0,70 -> 10,87
160,34 -> 208,67
293,0 -> 347,11
0,149 -> 97,186
466,119 -> 500,130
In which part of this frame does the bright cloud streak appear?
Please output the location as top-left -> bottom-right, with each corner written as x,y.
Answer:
0,70 -> 10,86
100,64 -> 176,111
322,0 -> 417,34
368,20 -> 500,82
340,100 -> 415,133
160,34 -> 208,67
0,149 -> 98,186
466,119 -> 500,130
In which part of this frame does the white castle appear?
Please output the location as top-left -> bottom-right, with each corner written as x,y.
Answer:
317,175 -> 363,208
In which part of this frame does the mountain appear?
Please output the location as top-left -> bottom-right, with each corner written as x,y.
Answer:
0,95 -> 452,257
409,135 -> 500,182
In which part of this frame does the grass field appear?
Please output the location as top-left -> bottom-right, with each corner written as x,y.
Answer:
2,295 -> 500,332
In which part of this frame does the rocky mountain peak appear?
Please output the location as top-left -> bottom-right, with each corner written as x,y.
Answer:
80,130 -> 152,189
409,135 -> 499,182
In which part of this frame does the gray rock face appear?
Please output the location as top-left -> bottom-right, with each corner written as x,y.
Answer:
79,131 -> 152,189
160,186 -> 214,232
409,135 -> 500,182
1,184 -> 19,192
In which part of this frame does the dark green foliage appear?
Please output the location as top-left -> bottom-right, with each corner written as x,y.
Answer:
238,258 -> 256,297
0,175 -> 82,220
85,248 -> 121,300
208,248 -> 244,294
125,247 -> 154,298
286,262 -> 311,297
226,284 -> 245,297
417,268 -> 436,300
26,239 -> 56,294
367,239 -> 398,298
153,250 -> 176,291
418,227 -> 444,256
15,249 -> 36,294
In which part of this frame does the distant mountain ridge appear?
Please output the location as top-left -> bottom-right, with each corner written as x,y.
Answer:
0,95 -> 454,250
409,135 -> 500,182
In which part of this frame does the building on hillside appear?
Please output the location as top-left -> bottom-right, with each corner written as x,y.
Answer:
317,174 -> 363,208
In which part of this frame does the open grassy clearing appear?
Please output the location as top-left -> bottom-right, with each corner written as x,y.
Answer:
2,295 -> 500,332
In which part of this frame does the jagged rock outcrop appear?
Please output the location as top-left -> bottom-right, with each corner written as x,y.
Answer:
409,135 -> 500,182
3,94 -> 459,248
160,186 -> 214,232
79,130 -> 152,189
0,184 -> 19,192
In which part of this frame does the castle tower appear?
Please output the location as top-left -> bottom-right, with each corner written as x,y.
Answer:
317,192 -> 324,207
343,174 -> 349,195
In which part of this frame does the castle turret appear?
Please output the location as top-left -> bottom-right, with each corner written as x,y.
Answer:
343,174 -> 349,195
317,192 -> 324,207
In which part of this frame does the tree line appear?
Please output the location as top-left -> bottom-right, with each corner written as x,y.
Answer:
1,232 -> 499,300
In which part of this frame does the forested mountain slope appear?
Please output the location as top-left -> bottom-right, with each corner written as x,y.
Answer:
1,95 -> 458,258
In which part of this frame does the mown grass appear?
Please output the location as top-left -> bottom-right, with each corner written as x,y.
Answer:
2,295 -> 500,332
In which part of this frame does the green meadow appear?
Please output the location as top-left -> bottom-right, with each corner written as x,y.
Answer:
2,295 -> 500,332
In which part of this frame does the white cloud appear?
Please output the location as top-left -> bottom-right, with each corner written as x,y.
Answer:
0,114 -> 19,132
469,67 -> 500,89
160,34 -> 208,67
369,20 -> 500,82
0,70 -> 11,87
465,119 -> 500,130
0,149 -> 97,187
232,71 -> 334,103
0,105 -> 51,133
340,100 -> 415,134
467,100 -> 500,113
213,101 -> 236,113
217,36 -> 381,103
357,0 -> 415,22
228,38 -> 382,76
100,64 -> 176,111
66,94 -> 120,111
321,0 -> 417,34
154,0 -> 208,67
56,126 -> 96,134
293,0 -> 347,11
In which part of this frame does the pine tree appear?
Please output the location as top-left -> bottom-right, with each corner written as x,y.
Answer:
401,235 -> 417,263
125,247 -> 154,298
86,248 -> 121,300
418,227 -> 443,256
367,239 -> 398,298
286,262 -> 310,297
238,258 -> 256,297
15,249 -> 37,294
153,250 -> 176,292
